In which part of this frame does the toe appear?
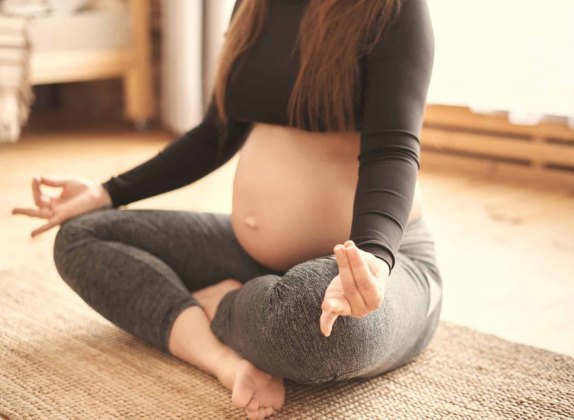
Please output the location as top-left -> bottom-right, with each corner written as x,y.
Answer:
245,406 -> 261,420
247,398 -> 259,411
231,380 -> 254,409
231,364 -> 258,409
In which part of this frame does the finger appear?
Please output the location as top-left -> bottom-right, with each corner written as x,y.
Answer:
320,309 -> 338,337
334,244 -> 369,315
40,175 -> 68,187
31,217 -> 62,238
346,240 -> 384,277
32,176 -> 50,208
345,243 -> 382,311
12,207 -> 53,219
321,292 -> 347,315
367,254 -> 387,278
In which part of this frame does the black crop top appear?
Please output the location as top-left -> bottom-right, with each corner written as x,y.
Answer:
101,0 -> 434,274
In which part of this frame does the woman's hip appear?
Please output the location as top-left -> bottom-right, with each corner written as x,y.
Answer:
400,216 -> 442,279
397,215 -> 443,319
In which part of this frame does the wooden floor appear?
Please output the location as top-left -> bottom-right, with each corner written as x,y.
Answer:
2,127 -> 573,357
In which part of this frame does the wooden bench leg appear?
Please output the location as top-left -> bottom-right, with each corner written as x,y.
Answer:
124,0 -> 154,127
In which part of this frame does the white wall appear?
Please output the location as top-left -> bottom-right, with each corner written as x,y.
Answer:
427,0 -> 574,126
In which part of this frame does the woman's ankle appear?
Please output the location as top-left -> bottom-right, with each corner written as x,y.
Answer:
191,279 -> 243,322
214,346 -> 244,390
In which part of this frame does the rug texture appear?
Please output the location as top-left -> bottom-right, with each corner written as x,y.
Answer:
1,266 -> 573,419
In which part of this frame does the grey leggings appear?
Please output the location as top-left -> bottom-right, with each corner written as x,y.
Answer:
52,208 -> 443,385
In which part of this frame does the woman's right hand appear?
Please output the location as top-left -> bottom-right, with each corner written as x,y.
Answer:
11,175 -> 115,238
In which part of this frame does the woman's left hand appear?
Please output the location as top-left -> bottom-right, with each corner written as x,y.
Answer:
320,240 -> 390,337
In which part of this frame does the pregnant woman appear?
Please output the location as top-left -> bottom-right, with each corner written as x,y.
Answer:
12,0 -> 442,418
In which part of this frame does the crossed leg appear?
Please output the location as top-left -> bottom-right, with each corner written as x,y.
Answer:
52,208 -> 287,418
209,215 -> 443,384
53,207 -> 442,417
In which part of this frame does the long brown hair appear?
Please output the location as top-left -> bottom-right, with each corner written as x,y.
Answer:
213,0 -> 402,132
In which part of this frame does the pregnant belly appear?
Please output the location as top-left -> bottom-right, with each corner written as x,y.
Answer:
231,124 -> 361,271
230,123 -> 423,272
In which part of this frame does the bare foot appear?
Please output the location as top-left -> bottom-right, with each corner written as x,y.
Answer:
194,279 -> 286,417
191,279 -> 243,322
215,347 -> 285,419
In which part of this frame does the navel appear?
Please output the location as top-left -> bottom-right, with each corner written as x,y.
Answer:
245,216 -> 259,230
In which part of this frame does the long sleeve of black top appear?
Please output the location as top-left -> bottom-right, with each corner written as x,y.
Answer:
100,100 -> 252,207
101,1 -> 249,207
349,0 -> 434,272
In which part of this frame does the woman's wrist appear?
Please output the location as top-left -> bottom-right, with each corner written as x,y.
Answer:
96,183 -> 114,208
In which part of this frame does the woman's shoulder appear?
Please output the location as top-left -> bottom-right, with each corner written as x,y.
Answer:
365,0 -> 434,63
387,0 -> 432,40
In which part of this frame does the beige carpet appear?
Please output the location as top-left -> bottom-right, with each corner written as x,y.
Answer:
1,266 -> 573,420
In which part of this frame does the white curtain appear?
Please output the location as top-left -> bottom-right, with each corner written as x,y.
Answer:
426,0 -> 574,128
160,0 -> 234,135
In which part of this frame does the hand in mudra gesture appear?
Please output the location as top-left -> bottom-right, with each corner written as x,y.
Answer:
320,240 -> 391,337
11,175 -> 113,238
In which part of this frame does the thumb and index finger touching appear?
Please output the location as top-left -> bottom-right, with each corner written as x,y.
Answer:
37,175 -> 68,188
320,242 -> 360,337
31,175 -> 67,205
12,175 -> 70,236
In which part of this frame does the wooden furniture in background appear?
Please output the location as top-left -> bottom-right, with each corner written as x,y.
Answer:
28,0 -> 154,128
421,105 -> 574,187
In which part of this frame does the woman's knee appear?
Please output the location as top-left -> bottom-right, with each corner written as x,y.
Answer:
53,209 -> 113,285
264,256 -> 386,383
214,253 -> 438,383
54,214 -> 88,262
54,208 -> 117,247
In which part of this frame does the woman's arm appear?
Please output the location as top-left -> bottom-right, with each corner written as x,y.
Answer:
101,0 -> 247,208
101,99 -> 252,208
349,0 -> 434,273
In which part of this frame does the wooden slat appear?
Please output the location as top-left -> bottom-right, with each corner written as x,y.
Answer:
422,127 -> 574,167
424,104 -> 574,143
123,0 -> 154,122
420,149 -> 574,187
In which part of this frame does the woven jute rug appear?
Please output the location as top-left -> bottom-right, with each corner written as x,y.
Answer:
1,266 -> 573,419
